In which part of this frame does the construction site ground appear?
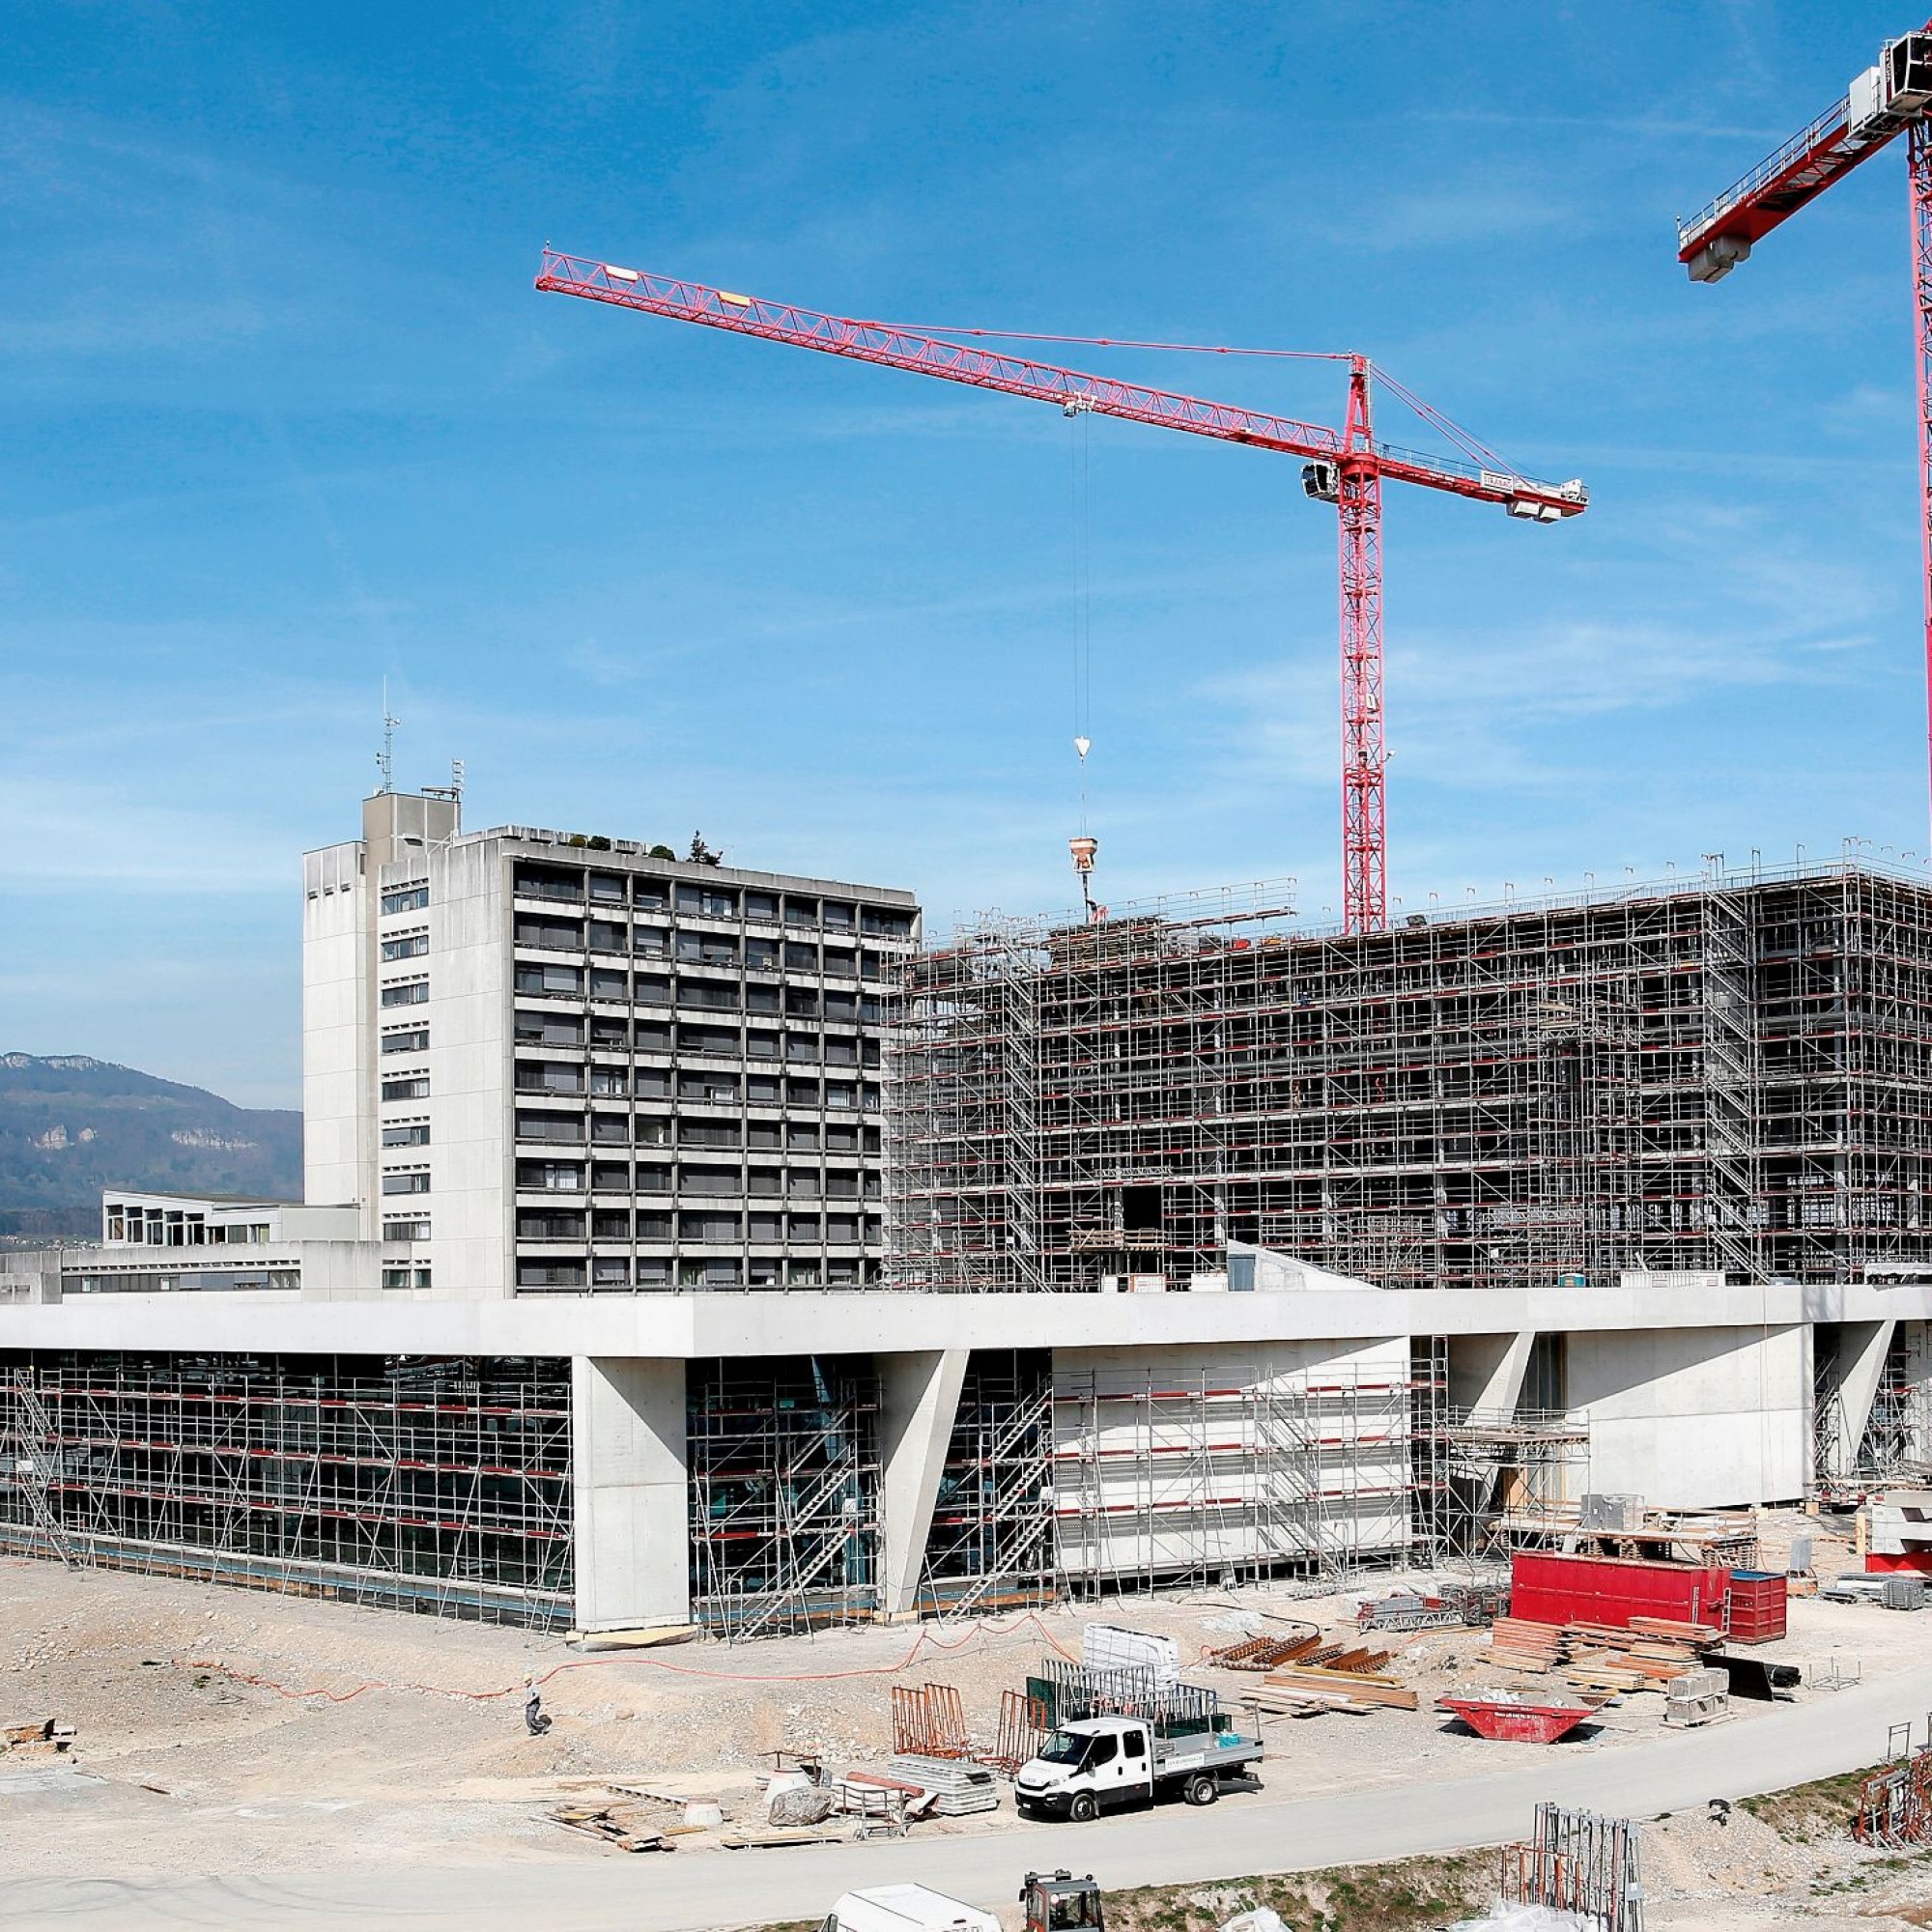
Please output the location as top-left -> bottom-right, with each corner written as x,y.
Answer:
3,1512 -> 1930,1927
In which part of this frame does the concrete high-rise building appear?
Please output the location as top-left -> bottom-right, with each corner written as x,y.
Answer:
302,792 -> 919,1296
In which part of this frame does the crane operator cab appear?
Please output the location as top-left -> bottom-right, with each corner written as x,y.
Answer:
1021,1871 -> 1105,1932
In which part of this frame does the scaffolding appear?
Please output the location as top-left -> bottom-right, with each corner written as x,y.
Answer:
0,1350 -> 572,1627
888,859 -> 1932,1293
687,1354 -> 880,1639
916,1349 -> 1056,1616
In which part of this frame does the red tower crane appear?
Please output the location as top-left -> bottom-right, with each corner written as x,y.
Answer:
536,249 -> 1588,932
1678,24 -> 1932,829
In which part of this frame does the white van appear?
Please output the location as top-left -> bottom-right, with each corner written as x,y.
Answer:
821,1885 -> 1003,1932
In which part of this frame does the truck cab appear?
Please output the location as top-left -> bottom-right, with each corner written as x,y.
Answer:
1013,1714 -> 1263,1821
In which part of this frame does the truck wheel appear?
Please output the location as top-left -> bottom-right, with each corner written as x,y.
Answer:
1068,1792 -> 1098,1823
1184,1774 -> 1217,1806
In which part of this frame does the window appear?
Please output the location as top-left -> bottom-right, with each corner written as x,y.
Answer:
824,989 -> 858,1021
636,1066 -> 671,1098
827,1081 -> 858,1110
635,973 -> 672,1006
381,885 -> 430,915
787,1169 -> 821,1197
678,978 -> 740,1011
861,907 -> 913,938
381,932 -> 429,961
382,1122 -> 430,1148
591,1160 -> 632,1191
589,1014 -> 630,1048
747,1121 -> 781,1150
822,900 -> 855,930
516,1111 -> 584,1143
517,1209 -> 584,1238
784,896 -> 818,927
592,1209 -> 632,1239
518,1260 -> 586,1289
635,1162 -> 672,1193
825,1172 -> 859,1198
786,1078 -> 819,1107
382,1217 -> 431,1241
680,1164 -> 742,1196
746,1030 -> 781,1060
747,1166 -> 783,1197
681,1258 -> 742,1288
589,968 -> 628,1001
680,1119 -> 742,1148
784,986 -> 819,1017
745,936 -> 780,969
636,1116 -> 672,1146
516,1160 -> 582,1191
636,1257 -> 672,1287
678,1070 -> 740,1103
825,1122 -> 858,1152
679,1210 -> 743,1242
745,891 -> 779,921
748,1256 -> 781,1288
588,871 -> 627,903
635,1210 -> 672,1240
746,1074 -> 781,1105
676,930 -> 739,965
592,1257 -> 631,1286
784,941 -> 818,972
591,1114 -> 629,1144
588,1066 -> 628,1096
675,883 -> 739,918
382,1171 -> 431,1195
823,946 -> 857,977
788,1122 -> 820,1150
749,1212 -> 783,1241
787,1260 -> 821,1286
633,879 -> 669,913
635,1020 -> 672,1052
826,1214 -> 862,1243
383,1075 -> 429,1101
517,1061 -> 583,1094
787,1212 -> 821,1239
678,1023 -> 740,1057
785,1035 -> 820,1065
380,980 -> 429,1008
589,920 -> 628,954
514,1009 -> 583,1047
382,1265 -> 432,1290
381,1027 -> 429,1055
515,915 -> 583,949
745,983 -> 781,1014
634,924 -> 670,957
516,962 -> 582,995
824,1037 -> 859,1066
514,865 -> 583,903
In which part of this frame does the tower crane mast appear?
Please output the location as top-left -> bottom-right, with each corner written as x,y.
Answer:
1679,24 -> 1932,834
537,249 -> 1587,932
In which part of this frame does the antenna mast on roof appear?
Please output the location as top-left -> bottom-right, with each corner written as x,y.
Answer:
377,680 -> 401,795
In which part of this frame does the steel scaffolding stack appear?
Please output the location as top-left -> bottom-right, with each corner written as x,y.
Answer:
0,1350 -> 573,1626
888,859 -> 1932,1293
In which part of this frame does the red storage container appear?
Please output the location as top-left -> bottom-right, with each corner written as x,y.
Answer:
1723,1570 -> 1788,1644
1509,1551 -> 1730,1629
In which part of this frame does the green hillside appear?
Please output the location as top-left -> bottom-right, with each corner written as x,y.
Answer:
0,1053 -> 301,1238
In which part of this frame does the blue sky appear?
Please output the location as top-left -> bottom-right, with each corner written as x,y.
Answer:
3,2 -> 1927,1105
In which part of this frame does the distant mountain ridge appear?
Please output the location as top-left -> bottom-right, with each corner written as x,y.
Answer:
0,1053 -> 301,1238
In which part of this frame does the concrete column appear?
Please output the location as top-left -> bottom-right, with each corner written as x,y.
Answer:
1449,1331 -> 1535,1416
877,1349 -> 968,1619
1820,1319 -> 1897,1479
571,1356 -> 690,1633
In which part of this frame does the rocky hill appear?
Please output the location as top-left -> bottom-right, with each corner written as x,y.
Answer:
0,1054 -> 301,1239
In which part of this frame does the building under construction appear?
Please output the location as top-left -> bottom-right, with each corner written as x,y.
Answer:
887,858 -> 1932,1294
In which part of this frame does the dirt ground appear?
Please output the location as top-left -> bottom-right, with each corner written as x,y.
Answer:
2,1507 -> 1928,1926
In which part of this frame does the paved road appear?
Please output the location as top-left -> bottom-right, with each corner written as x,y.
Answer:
5,1666 -> 1925,1932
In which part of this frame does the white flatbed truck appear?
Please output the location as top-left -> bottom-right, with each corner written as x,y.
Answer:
1013,1714 -> 1264,1820
820,1885 -> 1001,1932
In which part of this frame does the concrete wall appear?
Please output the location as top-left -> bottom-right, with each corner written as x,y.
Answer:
571,1355 -> 690,1632
301,840 -> 372,1232
424,838 -> 511,1299
1569,1321 -> 1808,1508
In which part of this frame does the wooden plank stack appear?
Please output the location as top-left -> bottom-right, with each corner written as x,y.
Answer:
1249,1657 -> 1418,1714
1486,1614 -> 1721,1696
